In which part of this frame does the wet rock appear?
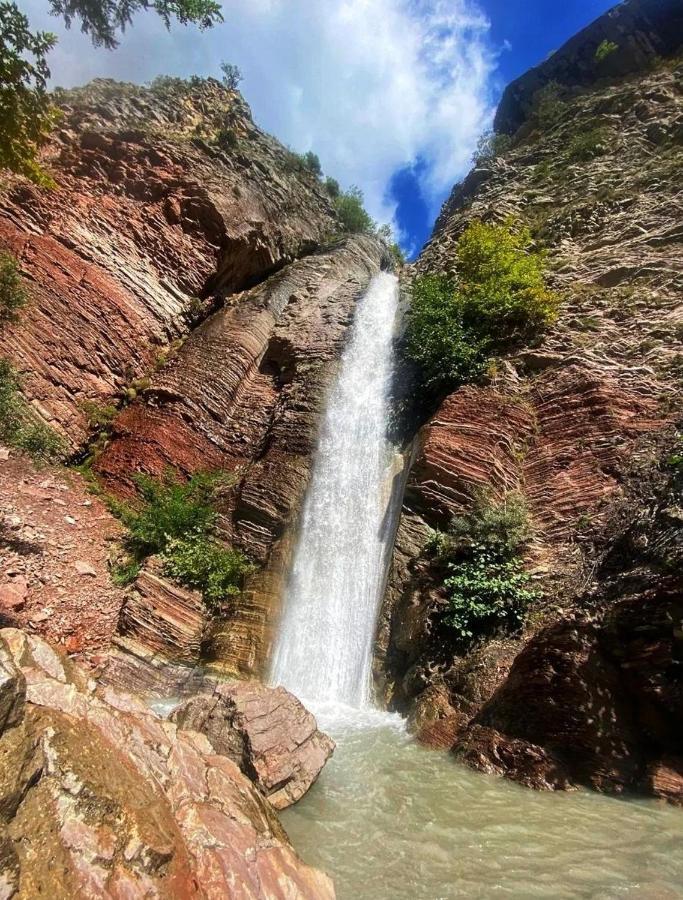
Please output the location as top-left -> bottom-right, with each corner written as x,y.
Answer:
0,628 -> 334,898
171,680 -> 334,809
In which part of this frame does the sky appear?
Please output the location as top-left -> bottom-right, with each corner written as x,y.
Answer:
22,0 -> 616,257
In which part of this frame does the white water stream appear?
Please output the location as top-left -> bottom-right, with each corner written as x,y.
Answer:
270,271 -> 400,707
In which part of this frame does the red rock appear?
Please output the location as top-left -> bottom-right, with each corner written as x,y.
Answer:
0,579 -> 27,612
171,680 -> 335,809
73,560 -> 97,577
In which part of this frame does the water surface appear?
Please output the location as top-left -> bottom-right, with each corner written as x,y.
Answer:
282,707 -> 683,900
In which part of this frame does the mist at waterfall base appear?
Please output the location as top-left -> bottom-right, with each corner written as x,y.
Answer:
269,274 -> 683,899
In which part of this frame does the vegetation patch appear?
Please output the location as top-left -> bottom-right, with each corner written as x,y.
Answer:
595,40 -> 619,63
426,490 -> 536,646
566,126 -> 612,162
110,470 -> 253,609
0,358 -> 64,460
472,131 -> 512,166
404,219 -> 558,392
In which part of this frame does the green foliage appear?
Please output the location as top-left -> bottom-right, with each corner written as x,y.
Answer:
472,130 -> 512,165
333,185 -> 374,234
595,39 -> 618,63
0,3 -> 59,184
111,469 -> 251,608
531,81 -> 566,129
443,554 -> 536,641
161,531 -> 253,608
119,470 -> 221,560
81,399 -> 117,430
428,491 -> 535,645
405,220 -> 558,392
0,358 -> 64,460
303,150 -> 322,177
220,61 -> 242,91
324,176 -> 340,198
404,274 -> 487,390
49,0 -> 222,49
0,251 -> 27,326
110,559 -> 141,586
566,126 -> 612,162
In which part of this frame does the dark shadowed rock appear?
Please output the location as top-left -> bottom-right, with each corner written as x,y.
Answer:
171,680 -> 334,809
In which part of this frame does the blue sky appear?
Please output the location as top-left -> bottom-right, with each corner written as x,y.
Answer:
23,0 -> 616,258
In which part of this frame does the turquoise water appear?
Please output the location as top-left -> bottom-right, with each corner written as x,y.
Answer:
281,707 -> 683,900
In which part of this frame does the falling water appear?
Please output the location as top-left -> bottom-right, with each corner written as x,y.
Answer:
270,272 -> 400,707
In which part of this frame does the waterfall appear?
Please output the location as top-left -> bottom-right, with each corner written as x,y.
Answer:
270,272 -> 400,709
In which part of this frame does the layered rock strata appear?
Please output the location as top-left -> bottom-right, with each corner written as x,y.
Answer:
96,235 -> 388,676
378,1 -> 683,804
0,78 -> 338,448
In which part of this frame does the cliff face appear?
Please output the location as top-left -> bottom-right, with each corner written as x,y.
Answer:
378,2 -> 682,802
0,78 -> 338,448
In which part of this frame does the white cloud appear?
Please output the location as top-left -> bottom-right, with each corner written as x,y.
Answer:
22,0 -> 497,240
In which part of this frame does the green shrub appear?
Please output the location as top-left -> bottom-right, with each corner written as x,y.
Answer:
81,399 -> 118,430
0,251 -> 28,326
303,150 -> 322,177
595,40 -> 618,63
110,469 -> 252,608
404,274 -> 487,391
405,220 -> 557,392
427,490 -> 536,645
333,186 -> 374,234
283,149 -> 322,178
161,531 -> 253,608
0,357 -> 64,460
324,176 -> 340,198
119,470 -> 222,560
566,126 -> 612,162
444,553 -> 536,641
531,81 -> 566,129
472,131 -> 512,165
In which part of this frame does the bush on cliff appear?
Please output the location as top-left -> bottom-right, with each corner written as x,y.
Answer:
112,470 -> 252,607
405,219 -> 557,392
333,186 -> 374,234
161,531 -> 254,609
0,359 -> 64,460
426,491 -> 536,645
0,251 -> 27,326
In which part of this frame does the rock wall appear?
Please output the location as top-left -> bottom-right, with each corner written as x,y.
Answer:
95,235 -> 388,676
0,78 -> 338,448
378,5 -> 683,804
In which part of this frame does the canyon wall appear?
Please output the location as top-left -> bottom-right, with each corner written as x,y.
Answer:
378,0 -> 682,802
0,78 -> 338,448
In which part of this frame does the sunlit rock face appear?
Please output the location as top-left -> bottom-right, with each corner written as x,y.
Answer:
0,628 -> 335,899
0,78 -> 338,449
378,0 -> 683,804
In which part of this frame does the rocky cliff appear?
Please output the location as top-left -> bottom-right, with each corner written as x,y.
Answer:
378,0 -> 682,803
0,77 -> 339,449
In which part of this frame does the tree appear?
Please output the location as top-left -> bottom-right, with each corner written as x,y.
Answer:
333,186 -> 374,235
49,0 -> 223,49
0,3 -> 58,185
220,61 -> 242,91
303,150 -> 322,177
0,0 -> 222,183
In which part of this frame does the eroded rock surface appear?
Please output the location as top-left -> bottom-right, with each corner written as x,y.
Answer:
96,234 -> 388,676
0,78 -> 338,448
0,628 -> 334,898
171,681 -> 335,809
377,3 -> 683,804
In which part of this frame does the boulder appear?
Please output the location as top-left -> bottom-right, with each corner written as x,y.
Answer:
0,628 -> 334,898
171,681 -> 335,809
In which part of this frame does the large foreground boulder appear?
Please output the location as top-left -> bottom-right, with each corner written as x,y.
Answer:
0,628 -> 334,898
171,681 -> 335,810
